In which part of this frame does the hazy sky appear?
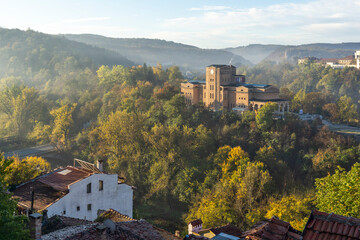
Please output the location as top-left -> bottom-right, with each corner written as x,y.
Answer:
1,0 -> 359,48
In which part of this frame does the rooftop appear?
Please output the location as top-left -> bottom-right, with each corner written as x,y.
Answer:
302,210 -> 360,239
240,216 -> 302,240
209,224 -> 242,237
97,208 -> 135,222
189,219 -> 203,226
208,64 -> 236,68
12,165 -> 98,211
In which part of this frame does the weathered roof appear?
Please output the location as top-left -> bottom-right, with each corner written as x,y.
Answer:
12,166 -> 96,211
42,215 -> 94,235
97,208 -> 135,222
44,219 -> 168,240
13,180 -> 66,211
209,224 -> 242,237
189,219 -> 203,226
38,166 -> 93,192
241,216 -> 302,240
302,210 -> 360,240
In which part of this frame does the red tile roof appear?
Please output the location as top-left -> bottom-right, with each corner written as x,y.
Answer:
241,216 -> 302,240
302,210 -> 360,240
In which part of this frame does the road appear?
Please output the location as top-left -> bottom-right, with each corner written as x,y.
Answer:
4,143 -> 56,158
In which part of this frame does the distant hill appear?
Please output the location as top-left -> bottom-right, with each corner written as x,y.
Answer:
0,28 -> 133,89
62,34 -> 253,72
225,44 -> 284,64
225,43 -> 360,64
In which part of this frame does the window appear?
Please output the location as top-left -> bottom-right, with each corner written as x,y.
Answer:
204,93 -> 206,98
210,85 -> 214,90
99,180 -> 103,191
77,206 -> 80,211
87,204 -> 92,211
87,183 -> 91,193
63,210 -> 66,215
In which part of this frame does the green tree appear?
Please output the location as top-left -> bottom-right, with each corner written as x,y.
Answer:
255,102 -> 278,131
315,163 -> 360,217
0,154 -> 30,239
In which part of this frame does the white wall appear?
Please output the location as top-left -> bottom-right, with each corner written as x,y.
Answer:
47,174 -> 133,221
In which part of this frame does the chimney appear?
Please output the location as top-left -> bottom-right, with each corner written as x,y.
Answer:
29,213 -> 42,240
97,159 -> 104,172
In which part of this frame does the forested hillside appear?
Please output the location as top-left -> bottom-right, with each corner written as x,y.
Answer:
0,28 -> 133,90
0,28 -> 360,236
63,34 -> 253,72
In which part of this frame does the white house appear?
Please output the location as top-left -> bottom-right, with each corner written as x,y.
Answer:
188,219 -> 203,235
13,159 -> 133,221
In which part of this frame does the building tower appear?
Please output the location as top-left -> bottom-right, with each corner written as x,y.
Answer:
355,51 -> 360,69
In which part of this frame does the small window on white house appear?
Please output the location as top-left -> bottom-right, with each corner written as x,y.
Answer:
87,204 -> 92,211
77,206 -> 80,211
63,210 -> 66,215
99,180 -> 103,191
87,183 -> 91,193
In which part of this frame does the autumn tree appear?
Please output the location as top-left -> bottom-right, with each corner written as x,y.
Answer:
265,194 -> 314,230
4,156 -> 50,186
50,103 -> 77,151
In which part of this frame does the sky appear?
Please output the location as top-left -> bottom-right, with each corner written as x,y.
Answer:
0,0 -> 359,48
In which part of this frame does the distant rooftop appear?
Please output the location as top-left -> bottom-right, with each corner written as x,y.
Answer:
207,64 -> 236,68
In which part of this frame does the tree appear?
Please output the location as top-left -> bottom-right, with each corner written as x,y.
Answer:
4,156 -> 50,186
337,95 -> 358,124
315,163 -> 360,218
0,85 -> 48,140
265,194 -> 314,230
50,103 -> 77,151
0,154 -> 30,239
255,102 -> 278,131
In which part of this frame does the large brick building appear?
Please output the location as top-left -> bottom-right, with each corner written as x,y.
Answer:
181,65 -> 289,113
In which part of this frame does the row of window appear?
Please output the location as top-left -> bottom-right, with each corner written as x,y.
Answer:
87,180 -> 103,193
63,204 -> 92,215
239,97 -> 247,100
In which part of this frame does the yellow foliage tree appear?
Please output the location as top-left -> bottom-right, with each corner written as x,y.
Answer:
4,156 -> 50,186
265,194 -> 315,231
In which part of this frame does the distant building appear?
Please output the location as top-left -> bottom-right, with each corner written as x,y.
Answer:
298,51 -> 360,69
181,65 -> 289,113
12,159 -> 133,221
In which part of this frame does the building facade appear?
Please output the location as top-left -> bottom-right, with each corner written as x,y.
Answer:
13,161 -> 133,221
181,65 -> 289,113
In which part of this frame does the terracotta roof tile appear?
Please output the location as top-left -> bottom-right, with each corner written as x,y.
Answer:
303,210 -> 360,240
97,208 -> 135,222
241,216 -> 302,240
